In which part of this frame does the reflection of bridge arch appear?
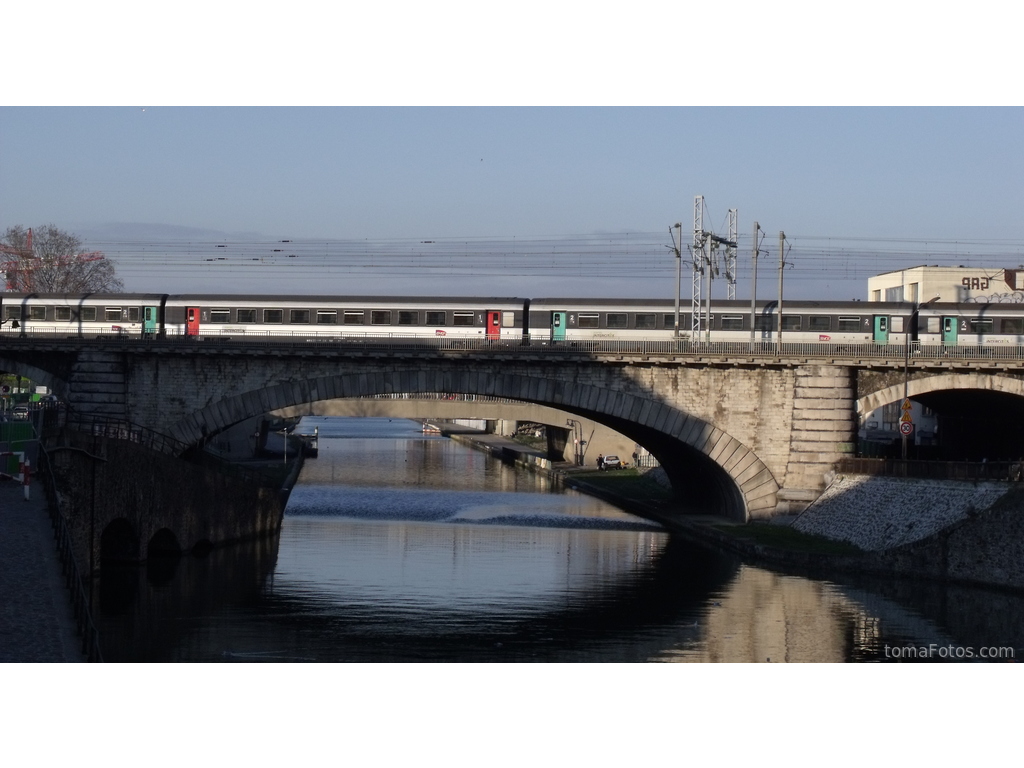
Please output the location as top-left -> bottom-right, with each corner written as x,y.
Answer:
168,367 -> 779,522
858,373 -> 1024,415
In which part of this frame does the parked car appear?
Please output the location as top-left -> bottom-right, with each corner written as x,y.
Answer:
11,405 -> 30,420
603,454 -> 623,470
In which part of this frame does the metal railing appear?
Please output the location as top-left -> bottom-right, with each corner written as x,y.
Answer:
36,444 -> 104,662
836,457 -> 1024,481
61,412 -> 188,456
7,329 -> 1024,366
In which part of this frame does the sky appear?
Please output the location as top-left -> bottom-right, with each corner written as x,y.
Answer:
3,5 -> 1023,300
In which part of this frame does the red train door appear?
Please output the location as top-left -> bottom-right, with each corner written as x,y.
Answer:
186,307 -> 201,336
486,311 -> 501,340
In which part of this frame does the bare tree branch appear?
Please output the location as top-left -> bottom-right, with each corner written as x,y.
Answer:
1,224 -> 124,292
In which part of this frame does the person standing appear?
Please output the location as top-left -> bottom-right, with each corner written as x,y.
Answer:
597,454 -> 604,471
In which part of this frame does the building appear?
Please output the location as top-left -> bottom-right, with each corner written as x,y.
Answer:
867,265 -> 1024,304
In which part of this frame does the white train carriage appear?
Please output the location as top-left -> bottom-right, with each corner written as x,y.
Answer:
159,295 -> 529,340
0,293 -> 165,336
913,302 -> 1024,347
527,298 -> 916,346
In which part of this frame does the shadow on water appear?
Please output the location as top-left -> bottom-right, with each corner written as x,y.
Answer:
94,533 -> 282,663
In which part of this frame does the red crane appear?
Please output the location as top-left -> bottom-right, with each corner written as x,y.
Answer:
1,228 -> 106,291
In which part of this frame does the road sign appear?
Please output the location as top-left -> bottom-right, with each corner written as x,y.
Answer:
900,412 -> 913,423
901,398 -> 912,411
900,422 -> 914,435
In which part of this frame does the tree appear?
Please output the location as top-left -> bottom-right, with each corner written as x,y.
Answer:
0,224 -> 124,293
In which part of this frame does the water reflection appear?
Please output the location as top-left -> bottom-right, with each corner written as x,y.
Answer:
92,417 -> 1024,662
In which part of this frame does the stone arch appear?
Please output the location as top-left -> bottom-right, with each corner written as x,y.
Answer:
0,355 -> 67,398
858,373 -> 1024,416
167,366 -> 779,521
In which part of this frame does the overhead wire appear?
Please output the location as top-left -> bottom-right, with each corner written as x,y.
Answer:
74,231 -> 1024,292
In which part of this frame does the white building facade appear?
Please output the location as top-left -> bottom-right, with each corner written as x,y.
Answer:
867,265 -> 1024,304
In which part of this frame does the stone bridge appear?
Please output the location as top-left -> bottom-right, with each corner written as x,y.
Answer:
5,338 -> 1024,522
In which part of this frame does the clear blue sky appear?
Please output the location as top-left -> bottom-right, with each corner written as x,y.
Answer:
3,6 -> 1022,299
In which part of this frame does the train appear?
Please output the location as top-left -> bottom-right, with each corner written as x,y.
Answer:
1,292 -> 1022,347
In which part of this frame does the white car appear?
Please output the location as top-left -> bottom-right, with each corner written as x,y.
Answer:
11,406 -> 30,421
602,455 -> 623,470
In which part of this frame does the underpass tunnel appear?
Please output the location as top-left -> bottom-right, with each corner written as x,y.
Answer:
913,389 -> 1024,462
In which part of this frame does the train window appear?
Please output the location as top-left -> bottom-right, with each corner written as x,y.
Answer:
890,317 -> 904,333
371,310 -> 392,325
56,307 -> 71,321
754,315 -> 774,331
344,311 -> 364,325
662,314 -> 676,327
579,314 -> 600,328
1001,318 -> 1024,334
398,311 -> 418,325
453,312 -> 474,326
127,307 -> 140,322
808,315 -> 831,331
81,307 -> 97,322
316,311 -> 337,324
426,311 -> 445,326
926,317 -> 940,333
264,309 -> 284,324
4,306 -> 21,320
636,313 -> 657,329
969,318 -> 993,334
781,315 -> 801,330
606,313 -> 628,328
30,306 -> 46,321
238,309 -> 257,323
721,315 -> 743,331
502,312 -> 515,327
105,308 -> 122,321
290,310 -> 310,324
838,316 -> 860,331
210,309 -> 231,323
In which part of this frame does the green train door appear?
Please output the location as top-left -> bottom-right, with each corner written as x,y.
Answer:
143,306 -> 158,335
551,311 -> 566,342
942,316 -> 959,345
873,315 -> 890,344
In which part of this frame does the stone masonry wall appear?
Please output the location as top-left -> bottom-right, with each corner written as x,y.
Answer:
47,430 -> 285,576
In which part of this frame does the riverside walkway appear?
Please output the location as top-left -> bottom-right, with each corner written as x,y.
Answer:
0,475 -> 83,662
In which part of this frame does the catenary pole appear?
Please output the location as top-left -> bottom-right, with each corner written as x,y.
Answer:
750,222 -> 760,347
777,231 -> 786,349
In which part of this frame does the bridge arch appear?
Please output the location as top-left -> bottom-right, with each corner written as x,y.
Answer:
0,354 -> 68,398
166,367 -> 780,521
858,373 -> 1024,415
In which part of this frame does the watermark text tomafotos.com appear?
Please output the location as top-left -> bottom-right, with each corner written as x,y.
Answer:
884,644 -> 1015,660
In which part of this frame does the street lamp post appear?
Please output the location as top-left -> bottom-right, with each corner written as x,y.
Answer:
902,296 -> 941,460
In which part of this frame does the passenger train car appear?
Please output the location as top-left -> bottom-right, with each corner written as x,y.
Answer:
3,292 -> 1024,347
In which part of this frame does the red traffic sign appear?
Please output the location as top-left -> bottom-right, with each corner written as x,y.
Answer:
900,422 -> 914,436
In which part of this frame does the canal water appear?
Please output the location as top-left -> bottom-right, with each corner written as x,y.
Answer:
94,417 -> 1024,662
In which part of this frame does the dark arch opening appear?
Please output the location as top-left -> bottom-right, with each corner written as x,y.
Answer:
99,518 -> 140,614
146,528 -> 182,584
915,389 -> 1024,462
573,412 -> 748,521
191,539 -> 214,557
147,528 -> 182,558
100,518 -> 139,565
